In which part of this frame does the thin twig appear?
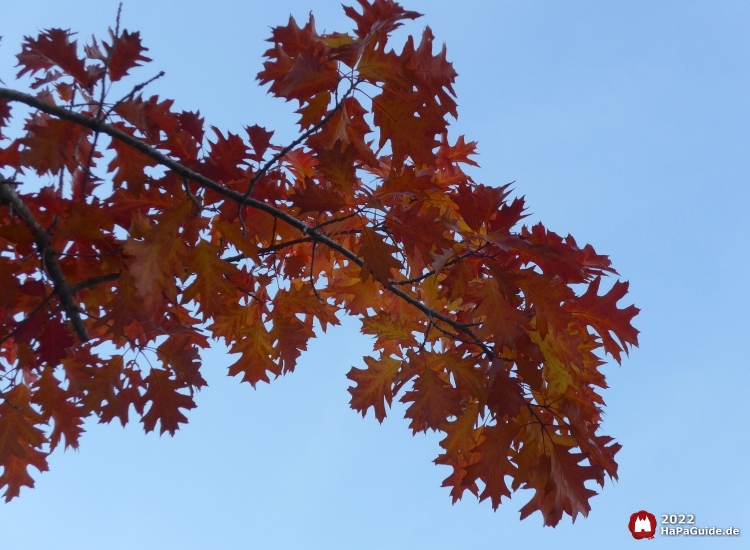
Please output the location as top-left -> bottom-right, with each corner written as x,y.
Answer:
106,71 -> 165,118
238,204 -> 247,238
70,272 -> 121,292
243,79 -> 358,199
390,244 -> 490,286
81,4 -> 123,197
221,228 -> 364,262
419,311 -> 434,351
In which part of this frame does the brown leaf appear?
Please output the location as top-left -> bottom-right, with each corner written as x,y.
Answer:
372,88 -> 445,167
357,226 -> 401,284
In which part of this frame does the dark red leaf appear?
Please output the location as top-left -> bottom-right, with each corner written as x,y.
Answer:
16,29 -> 93,87
104,29 -> 152,82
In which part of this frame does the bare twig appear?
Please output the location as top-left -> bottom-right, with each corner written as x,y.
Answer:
221,228 -> 364,262
114,2 -> 123,36
81,5 -> 122,198
106,71 -> 165,118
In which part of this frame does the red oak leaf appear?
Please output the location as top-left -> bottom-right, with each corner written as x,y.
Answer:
566,277 -> 640,363
104,29 -> 152,82
16,28 -> 94,87
139,368 -> 196,436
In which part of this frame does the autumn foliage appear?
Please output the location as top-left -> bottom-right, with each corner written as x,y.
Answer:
0,1 -> 638,525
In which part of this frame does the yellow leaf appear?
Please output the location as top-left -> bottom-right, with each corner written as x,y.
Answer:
529,330 -> 574,399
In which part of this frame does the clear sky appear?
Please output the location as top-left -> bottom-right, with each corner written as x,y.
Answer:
1,1 -> 748,548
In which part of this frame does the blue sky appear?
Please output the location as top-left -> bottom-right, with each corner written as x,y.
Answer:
1,1 -> 748,548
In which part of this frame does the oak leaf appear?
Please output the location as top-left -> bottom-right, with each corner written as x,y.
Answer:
372,88 -> 445,167
400,363 -> 462,434
344,0 -> 422,41
566,277 -> 640,362
104,30 -> 152,82
0,386 -> 49,502
226,304 -> 280,387
16,28 -> 93,87
463,422 -> 520,510
357,226 -> 400,284
140,368 -> 196,436
347,354 -> 402,422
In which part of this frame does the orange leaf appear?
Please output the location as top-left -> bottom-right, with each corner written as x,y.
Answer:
226,304 -> 280,387
271,313 -> 313,374
566,278 -> 640,363
21,117 -> 87,175
471,279 -> 525,347
107,127 -> 158,193
346,354 -> 402,422
462,422 -> 519,510
139,368 -> 196,436
372,88 -> 445,167
518,443 -> 603,526
123,201 -> 192,310
0,385 -> 49,502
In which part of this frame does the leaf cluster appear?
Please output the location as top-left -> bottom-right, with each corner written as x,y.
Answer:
0,0 -> 638,525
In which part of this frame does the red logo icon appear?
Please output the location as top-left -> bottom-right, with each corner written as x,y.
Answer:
628,510 -> 657,539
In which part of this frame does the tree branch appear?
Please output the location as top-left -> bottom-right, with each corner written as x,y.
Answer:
0,87 -> 493,358
0,178 -> 89,342
0,272 -> 121,349
70,272 -> 121,292
222,228 -> 364,262
390,244 -> 490,286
